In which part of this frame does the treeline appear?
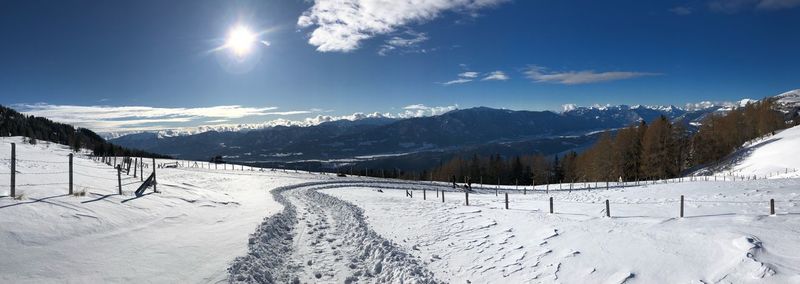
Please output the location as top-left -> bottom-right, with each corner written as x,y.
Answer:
0,105 -> 170,158
429,99 -> 793,184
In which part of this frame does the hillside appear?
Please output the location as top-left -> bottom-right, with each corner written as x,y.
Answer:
0,105 -> 167,158
0,137 -> 296,282
696,125 -> 800,178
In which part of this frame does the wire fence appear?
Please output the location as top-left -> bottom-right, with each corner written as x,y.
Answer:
0,142 -> 158,199
3,140 -> 799,219
392,184 -> 797,219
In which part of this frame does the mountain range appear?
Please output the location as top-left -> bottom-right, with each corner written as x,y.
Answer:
108,91 -> 800,171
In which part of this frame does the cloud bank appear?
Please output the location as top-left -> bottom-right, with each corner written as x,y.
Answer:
15,104 -> 308,133
16,103 -> 458,137
524,65 -> 659,85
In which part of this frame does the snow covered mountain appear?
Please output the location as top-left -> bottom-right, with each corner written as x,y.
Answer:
106,89 -> 799,170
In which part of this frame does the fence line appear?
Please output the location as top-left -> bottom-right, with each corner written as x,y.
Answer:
1,143 -> 158,199
397,184 -> 796,219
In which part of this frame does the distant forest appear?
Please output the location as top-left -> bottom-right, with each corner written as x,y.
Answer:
0,105 -> 170,158
425,98 -> 798,185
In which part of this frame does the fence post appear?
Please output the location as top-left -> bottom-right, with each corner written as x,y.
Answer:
680,195 -> 684,218
152,158 -> 157,192
423,189 -> 426,200
140,158 -> 144,181
770,199 -> 775,215
68,153 -> 73,195
549,197 -> 554,214
605,200 -> 610,217
442,190 -> 445,203
505,193 -> 509,209
10,143 -> 15,198
126,157 -> 131,175
465,190 -> 469,206
133,158 -> 138,178
117,166 -> 122,195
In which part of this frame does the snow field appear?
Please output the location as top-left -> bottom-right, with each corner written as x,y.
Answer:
323,179 -> 800,283
0,137 -> 314,283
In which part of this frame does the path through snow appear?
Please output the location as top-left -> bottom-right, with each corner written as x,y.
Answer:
229,181 -> 443,283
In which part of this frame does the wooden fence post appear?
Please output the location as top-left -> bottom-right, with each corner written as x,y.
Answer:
10,143 -> 15,198
606,200 -> 610,217
133,158 -> 138,178
68,153 -> 73,195
680,195 -> 684,218
505,193 -> 509,209
770,199 -> 775,215
442,190 -> 445,203
117,166 -> 122,195
465,190 -> 469,206
152,158 -> 157,192
423,189 -> 426,200
140,158 -> 144,181
549,197 -> 554,214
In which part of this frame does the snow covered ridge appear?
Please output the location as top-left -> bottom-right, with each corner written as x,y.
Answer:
560,89 -> 800,114
561,100 -> 741,114
695,125 -> 800,178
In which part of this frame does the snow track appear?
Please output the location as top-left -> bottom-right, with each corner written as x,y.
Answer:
229,181 -> 445,283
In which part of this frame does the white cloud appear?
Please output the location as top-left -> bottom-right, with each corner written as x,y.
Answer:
400,104 -> 458,117
524,65 -> 659,85
482,70 -> 509,81
297,0 -> 508,52
756,0 -> 800,9
669,6 -> 693,15
378,30 -> 429,55
458,71 -> 479,78
15,104 -> 314,133
442,78 -> 473,85
441,69 -> 509,85
18,102 -> 459,137
708,0 -> 800,13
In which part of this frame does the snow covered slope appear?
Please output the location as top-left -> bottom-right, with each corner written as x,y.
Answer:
0,137 -> 312,282
324,180 -> 800,283
697,125 -> 800,178
3,136 -> 800,283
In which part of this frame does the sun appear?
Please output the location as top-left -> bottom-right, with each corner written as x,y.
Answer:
225,25 -> 256,57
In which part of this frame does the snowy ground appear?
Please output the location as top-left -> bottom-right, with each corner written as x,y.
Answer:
0,137 -> 314,283
3,135 -> 800,283
695,125 -> 800,179
324,180 -> 800,283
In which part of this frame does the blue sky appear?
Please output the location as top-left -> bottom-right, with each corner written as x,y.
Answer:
1,0 -> 799,133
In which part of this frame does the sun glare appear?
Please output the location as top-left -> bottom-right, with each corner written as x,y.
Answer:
226,25 -> 256,57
